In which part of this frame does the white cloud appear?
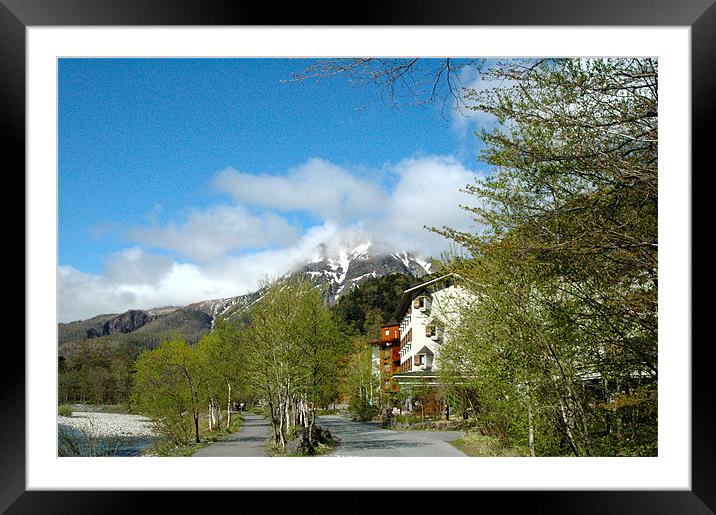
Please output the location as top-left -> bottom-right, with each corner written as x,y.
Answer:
104,247 -> 174,285
58,226 -> 351,322
368,155 -> 482,256
213,158 -> 387,223
61,156 -> 484,322
128,204 -> 300,263
213,155 -> 481,257
59,255 -> 239,323
87,222 -> 118,239
203,223 -> 354,284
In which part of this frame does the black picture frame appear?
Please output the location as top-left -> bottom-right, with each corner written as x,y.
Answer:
2,1 -> 714,512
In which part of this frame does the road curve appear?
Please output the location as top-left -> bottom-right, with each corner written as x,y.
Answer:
193,414 -> 270,457
317,415 -> 467,457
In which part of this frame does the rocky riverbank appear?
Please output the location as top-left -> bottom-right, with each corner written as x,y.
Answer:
58,411 -> 156,438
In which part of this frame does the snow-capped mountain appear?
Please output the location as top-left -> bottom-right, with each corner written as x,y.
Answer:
191,241 -> 431,320
187,290 -> 264,324
58,242 -> 432,349
300,241 -> 431,305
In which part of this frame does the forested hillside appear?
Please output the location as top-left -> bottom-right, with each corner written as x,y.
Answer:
332,273 -> 422,336
58,251 -> 426,406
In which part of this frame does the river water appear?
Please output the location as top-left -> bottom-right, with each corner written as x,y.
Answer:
58,424 -> 155,456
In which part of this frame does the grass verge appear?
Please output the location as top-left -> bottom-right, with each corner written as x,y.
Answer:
144,412 -> 244,457
449,431 -> 528,457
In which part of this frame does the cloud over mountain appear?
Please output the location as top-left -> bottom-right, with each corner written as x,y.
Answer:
214,158 -> 387,223
128,204 -> 300,263
59,155 -> 482,322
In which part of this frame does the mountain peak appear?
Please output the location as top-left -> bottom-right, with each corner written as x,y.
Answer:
309,239 -> 373,263
300,244 -> 431,305
59,246 -> 435,355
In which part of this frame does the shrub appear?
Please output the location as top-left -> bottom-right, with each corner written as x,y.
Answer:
348,397 -> 379,422
58,404 -> 73,417
145,437 -> 201,457
450,430 -> 528,457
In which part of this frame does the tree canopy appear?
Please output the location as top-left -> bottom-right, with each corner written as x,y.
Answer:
332,272 -> 421,337
241,276 -> 350,451
434,58 -> 658,456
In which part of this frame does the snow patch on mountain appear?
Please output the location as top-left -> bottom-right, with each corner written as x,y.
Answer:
299,240 -> 432,305
413,256 -> 432,274
351,241 -> 371,259
141,241 -> 432,322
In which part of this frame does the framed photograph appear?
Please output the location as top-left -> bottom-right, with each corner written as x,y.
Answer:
4,0 -> 714,512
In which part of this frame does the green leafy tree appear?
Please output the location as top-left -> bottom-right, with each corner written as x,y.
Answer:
434,58 -> 658,456
293,286 -> 350,445
196,320 -> 243,431
132,337 -> 206,445
342,336 -> 380,421
243,276 -> 348,451
332,273 -> 421,334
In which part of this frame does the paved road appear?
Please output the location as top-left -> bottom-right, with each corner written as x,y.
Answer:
193,414 -> 270,457
317,415 -> 467,457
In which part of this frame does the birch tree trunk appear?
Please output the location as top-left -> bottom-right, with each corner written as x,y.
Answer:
555,389 -> 580,456
308,405 -> 315,446
208,402 -> 213,432
277,396 -> 286,447
543,344 -> 593,455
208,400 -> 221,432
226,382 -> 232,429
527,387 -> 536,457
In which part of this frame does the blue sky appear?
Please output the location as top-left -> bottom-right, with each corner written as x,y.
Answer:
58,58 -> 491,321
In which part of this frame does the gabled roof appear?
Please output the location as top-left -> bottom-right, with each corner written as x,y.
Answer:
393,273 -> 463,321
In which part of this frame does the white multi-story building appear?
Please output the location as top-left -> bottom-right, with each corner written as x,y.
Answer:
392,273 -> 474,387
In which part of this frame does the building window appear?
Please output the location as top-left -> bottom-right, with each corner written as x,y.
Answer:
414,354 -> 425,366
426,325 -> 441,339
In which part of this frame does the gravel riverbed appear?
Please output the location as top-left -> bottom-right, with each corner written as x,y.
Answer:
58,411 -> 156,438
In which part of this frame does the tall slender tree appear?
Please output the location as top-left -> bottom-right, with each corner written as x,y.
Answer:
132,337 -> 206,445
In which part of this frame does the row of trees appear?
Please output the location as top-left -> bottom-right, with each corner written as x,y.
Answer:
434,58 -> 658,456
58,342 -> 137,406
59,273 -> 414,448
59,274 -> 363,452
240,277 -> 349,450
130,276 -> 349,451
